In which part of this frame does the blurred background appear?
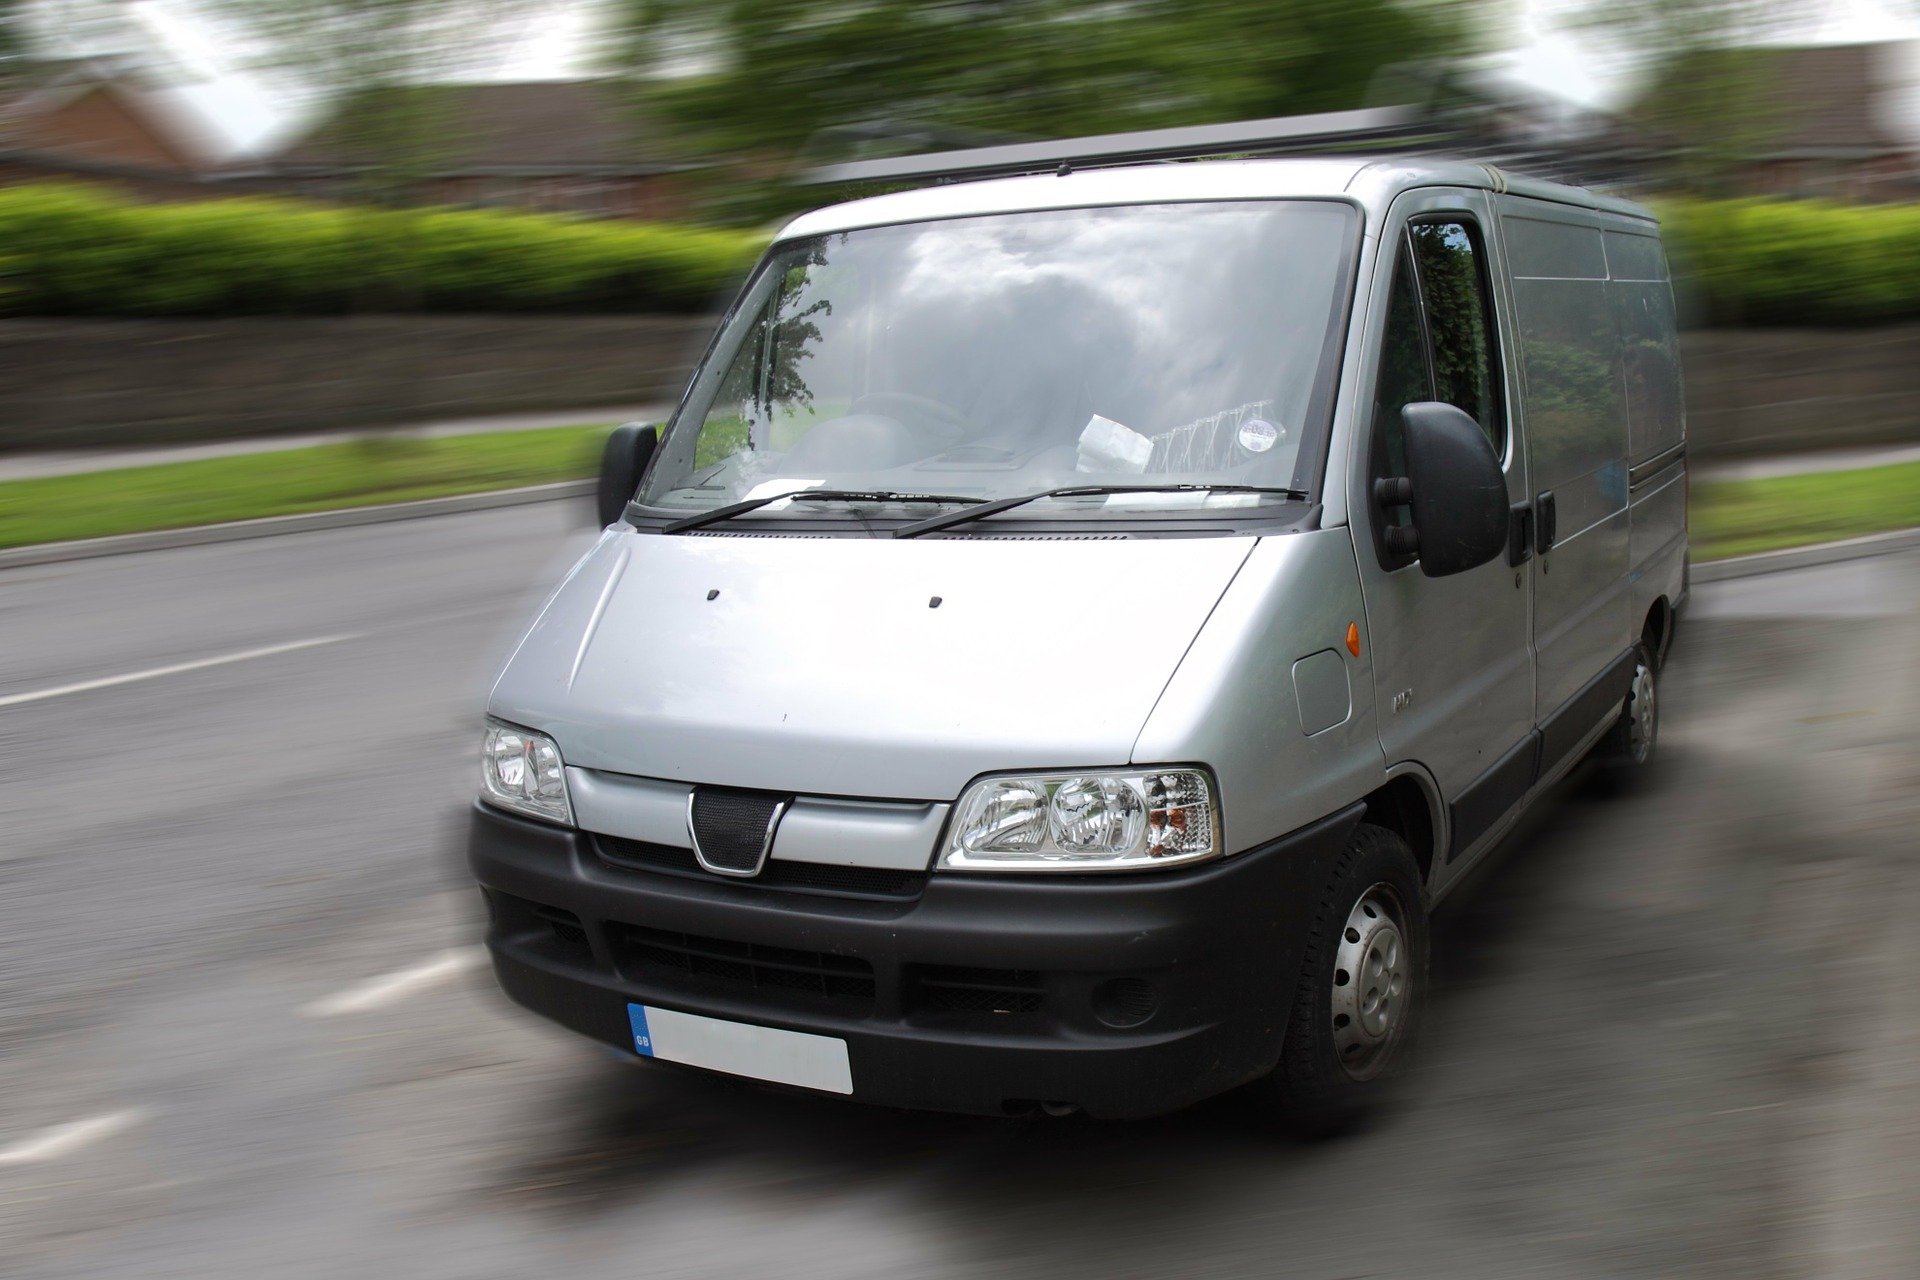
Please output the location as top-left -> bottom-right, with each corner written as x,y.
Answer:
2,2 -> 1918,1277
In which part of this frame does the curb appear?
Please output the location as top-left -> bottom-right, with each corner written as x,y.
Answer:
1692,526 -> 1920,583
0,480 -> 593,571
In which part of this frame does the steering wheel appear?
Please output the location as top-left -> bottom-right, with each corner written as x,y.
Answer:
849,391 -> 972,440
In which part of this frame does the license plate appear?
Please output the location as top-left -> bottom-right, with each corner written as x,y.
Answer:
627,1003 -> 852,1095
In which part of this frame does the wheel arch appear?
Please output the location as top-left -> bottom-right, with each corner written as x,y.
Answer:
1360,763 -> 1446,890
1642,595 -> 1674,669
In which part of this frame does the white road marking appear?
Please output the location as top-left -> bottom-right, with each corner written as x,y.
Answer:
0,1109 -> 144,1167
301,947 -> 488,1018
0,634 -> 361,708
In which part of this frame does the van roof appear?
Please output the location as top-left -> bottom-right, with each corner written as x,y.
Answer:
777,156 -> 1657,242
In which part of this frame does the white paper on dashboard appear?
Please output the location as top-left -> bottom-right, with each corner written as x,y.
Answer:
1101,491 -> 1263,510
1076,415 -> 1154,473
740,478 -> 825,506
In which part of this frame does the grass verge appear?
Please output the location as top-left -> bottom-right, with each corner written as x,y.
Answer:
0,433 -> 1913,558
0,426 -> 608,549
1691,460 -> 1920,560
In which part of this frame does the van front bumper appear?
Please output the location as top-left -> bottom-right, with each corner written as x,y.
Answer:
468,800 -> 1364,1119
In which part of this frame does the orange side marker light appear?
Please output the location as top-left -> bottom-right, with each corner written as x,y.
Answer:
1345,622 -> 1361,657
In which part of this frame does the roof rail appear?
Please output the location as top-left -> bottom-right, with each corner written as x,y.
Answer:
802,105 -> 1428,186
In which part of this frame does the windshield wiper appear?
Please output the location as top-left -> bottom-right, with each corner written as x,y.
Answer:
658,489 -> 986,534
892,483 -> 1309,539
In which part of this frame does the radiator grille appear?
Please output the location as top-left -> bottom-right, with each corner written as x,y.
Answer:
688,787 -> 788,873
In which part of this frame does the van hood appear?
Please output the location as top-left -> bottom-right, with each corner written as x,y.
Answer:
489,530 -> 1256,801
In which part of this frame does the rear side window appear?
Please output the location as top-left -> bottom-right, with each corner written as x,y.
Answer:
1368,216 -> 1505,566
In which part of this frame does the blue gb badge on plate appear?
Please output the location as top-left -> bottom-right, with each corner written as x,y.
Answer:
627,1003 -> 655,1057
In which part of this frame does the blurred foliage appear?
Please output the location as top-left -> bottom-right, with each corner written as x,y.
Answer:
1573,0 -> 1812,191
0,184 -> 764,315
1659,198 -> 1920,327
1629,45 -> 1802,185
209,0 -> 552,203
604,0 -> 1479,160
0,0 -> 27,61
1573,0 -> 1791,56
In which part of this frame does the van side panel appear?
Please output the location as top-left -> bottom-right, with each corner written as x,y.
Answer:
1605,220 -> 1690,639
1499,197 -> 1632,720
1629,469 -> 1687,627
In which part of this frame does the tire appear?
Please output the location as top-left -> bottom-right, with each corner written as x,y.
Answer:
1254,822 -> 1429,1137
1598,642 -> 1659,771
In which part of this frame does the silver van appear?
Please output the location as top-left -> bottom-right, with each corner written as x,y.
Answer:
468,147 -> 1688,1129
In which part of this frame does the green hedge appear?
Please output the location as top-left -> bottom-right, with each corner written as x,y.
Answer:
0,185 -> 766,316
1658,198 -> 1920,327
10,184 -> 1920,327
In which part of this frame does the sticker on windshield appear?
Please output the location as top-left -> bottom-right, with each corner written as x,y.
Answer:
1237,417 -> 1282,454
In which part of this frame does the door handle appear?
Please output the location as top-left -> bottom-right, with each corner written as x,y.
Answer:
1535,490 -> 1557,555
1508,500 -> 1533,566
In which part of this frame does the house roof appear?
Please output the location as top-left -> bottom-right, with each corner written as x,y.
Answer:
271,81 -> 684,175
0,56 -> 226,171
1634,42 -> 1914,156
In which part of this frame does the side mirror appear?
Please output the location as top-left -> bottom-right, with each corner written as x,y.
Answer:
1396,402 -> 1508,578
596,422 -> 658,528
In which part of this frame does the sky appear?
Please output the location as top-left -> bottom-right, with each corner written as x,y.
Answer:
61,0 -> 1920,159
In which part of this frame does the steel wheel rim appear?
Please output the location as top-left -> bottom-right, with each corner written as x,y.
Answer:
1627,661 -> 1656,764
1330,882 -> 1412,1081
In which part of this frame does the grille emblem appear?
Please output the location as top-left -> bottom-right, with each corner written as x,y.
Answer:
686,787 -> 790,877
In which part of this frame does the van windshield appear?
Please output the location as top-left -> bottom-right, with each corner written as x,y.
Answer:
636,200 -> 1359,524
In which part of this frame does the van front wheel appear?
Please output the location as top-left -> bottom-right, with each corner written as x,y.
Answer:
1599,642 -> 1659,770
1254,822 -> 1428,1136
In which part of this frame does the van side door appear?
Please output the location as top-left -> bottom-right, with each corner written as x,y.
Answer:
1497,198 -> 1634,776
1352,190 -> 1535,877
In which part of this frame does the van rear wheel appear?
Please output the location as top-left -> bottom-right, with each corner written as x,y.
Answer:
1254,822 -> 1428,1137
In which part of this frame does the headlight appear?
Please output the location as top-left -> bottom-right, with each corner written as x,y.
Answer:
481,721 -> 573,826
940,768 -> 1219,872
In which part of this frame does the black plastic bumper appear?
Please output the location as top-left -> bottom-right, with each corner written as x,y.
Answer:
468,800 -> 1364,1118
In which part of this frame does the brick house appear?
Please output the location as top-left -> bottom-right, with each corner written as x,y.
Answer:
0,57 -> 224,199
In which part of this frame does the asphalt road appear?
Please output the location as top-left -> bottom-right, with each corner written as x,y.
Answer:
2,506 -> 1916,1279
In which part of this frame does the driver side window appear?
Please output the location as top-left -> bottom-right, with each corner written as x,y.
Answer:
1369,216 -> 1503,568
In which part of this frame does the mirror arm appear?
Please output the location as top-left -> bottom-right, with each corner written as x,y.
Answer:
1373,476 -> 1413,507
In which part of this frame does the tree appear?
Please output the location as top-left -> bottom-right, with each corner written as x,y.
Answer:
208,0 -> 548,203
602,0 -> 1485,160
1573,0 -> 1807,191
2,0 -> 141,65
0,0 -> 28,62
